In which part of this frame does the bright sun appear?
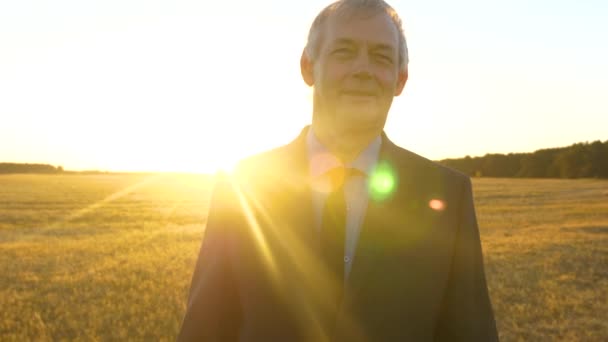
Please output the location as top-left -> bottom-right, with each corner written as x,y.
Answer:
166,150 -> 240,174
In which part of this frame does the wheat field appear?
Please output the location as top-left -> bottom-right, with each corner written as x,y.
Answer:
1,174 -> 606,341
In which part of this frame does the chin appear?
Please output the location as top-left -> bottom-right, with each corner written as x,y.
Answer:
337,111 -> 385,133
338,107 -> 382,122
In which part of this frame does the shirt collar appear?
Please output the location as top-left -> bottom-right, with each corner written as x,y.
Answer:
306,127 -> 382,178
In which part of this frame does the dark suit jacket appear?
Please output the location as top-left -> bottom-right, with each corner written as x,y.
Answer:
178,127 -> 498,341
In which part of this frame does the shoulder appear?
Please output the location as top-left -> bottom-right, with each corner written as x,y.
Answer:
223,130 -> 309,197
236,144 -> 292,173
241,127 -> 309,173
388,141 -> 471,187
387,144 -> 476,217
207,144 -> 296,213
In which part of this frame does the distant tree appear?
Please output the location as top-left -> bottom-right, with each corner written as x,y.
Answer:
587,140 -> 608,178
481,153 -> 522,177
440,155 -> 482,176
438,139 -> 608,179
517,149 -> 557,177
551,144 -> 580,178
0,163 -> 62,174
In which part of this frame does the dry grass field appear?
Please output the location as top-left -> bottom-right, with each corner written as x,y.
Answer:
0,174 -> 606,341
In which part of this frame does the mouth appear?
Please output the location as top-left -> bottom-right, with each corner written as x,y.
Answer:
341,90 -> 376,97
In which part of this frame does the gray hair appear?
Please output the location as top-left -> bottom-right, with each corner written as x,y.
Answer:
305,0 -> 409,70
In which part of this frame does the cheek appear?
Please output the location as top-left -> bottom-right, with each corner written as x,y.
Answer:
375,70 -> 399,90
322,61 -> 350,83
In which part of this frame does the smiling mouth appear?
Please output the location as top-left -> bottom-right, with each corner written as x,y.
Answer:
341,91 -> 376,97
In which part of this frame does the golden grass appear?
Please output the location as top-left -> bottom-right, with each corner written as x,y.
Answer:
0,174 -> 210,341
0,175 -> 606,340
474,178 -> 608,341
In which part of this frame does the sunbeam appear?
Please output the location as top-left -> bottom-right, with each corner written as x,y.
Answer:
229,178 -> 280,284
230,176 -> 366,341
49,174 -> 164,229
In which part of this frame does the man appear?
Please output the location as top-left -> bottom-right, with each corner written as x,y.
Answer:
179,0 -> 498,341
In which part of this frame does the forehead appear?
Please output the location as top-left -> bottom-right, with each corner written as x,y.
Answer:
323,10 -> 399,49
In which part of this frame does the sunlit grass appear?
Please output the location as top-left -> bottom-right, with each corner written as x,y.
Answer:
473,178 -> 608,341
0,174 -> 606,340
0,174 -> 212,341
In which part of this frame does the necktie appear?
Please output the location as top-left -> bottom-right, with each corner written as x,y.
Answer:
319,167 -> 349,332
321,168 -> 347,285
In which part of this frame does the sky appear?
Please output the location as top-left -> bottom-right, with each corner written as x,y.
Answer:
1,0 -> 607,173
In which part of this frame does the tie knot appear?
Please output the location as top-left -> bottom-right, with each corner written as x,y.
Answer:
326,167 -> 361,191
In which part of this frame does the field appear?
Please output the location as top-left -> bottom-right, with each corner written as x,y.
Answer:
1,174 -> 607,341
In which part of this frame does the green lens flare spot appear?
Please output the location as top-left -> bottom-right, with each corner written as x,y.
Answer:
368,161 -> 398,201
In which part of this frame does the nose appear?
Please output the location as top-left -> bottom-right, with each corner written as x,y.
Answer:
352,51 -> 372,80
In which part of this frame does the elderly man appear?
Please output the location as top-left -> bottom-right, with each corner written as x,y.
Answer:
178,0 -> 498,341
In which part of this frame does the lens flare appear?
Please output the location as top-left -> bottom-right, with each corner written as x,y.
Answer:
368,161 -> 398,201
429,199 -> 446,211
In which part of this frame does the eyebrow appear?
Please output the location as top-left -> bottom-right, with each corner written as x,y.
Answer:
331,38 -> 357,47
371,44 -> 396,54
331,38 -> 396,53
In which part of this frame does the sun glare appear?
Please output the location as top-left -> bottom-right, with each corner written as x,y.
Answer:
169,154 -> 240,174
213,155 -> 239,174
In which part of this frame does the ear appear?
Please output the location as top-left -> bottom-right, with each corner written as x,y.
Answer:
394,68 -> 408,96
300,49 -> 315,87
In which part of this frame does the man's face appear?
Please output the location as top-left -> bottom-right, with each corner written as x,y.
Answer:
305,10 -> 407,135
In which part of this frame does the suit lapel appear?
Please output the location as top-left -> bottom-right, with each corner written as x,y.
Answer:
281,129 -> 316,255
254,127 -> 317,271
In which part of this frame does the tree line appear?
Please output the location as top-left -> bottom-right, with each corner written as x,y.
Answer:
0,163 -> 64,174
439,140 -> 608,178
2,140 -> 607,178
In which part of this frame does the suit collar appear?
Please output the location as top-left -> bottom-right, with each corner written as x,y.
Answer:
305,127 -> 382,178
281,126 -> 405,178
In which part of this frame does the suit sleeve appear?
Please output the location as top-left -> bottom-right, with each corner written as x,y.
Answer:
435,177 -> 499,341
178,174 -> 242,342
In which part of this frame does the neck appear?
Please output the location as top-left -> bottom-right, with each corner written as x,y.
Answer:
311,120 -> 381,163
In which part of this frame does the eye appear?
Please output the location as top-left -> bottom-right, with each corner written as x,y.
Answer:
332,47 -> 354,57
374,54 -> 394,65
